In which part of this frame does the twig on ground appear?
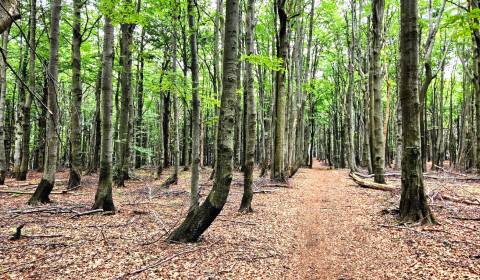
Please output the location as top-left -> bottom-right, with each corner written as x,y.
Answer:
217,218 -> 257,226
70,209 -> 104,218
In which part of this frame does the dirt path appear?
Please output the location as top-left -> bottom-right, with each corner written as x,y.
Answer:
289,164 -> 403,279
289,163 -> 479,280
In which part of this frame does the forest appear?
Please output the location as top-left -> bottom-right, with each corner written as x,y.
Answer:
0,0 -> 479,278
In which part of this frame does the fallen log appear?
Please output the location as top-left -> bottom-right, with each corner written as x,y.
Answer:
349,172 -> 397,192
439,194 -> 480,206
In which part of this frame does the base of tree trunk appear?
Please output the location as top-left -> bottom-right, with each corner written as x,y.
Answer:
238,202 -> 253,213
15,171 -> 27,181
92,177 -> 115,211
399,199 -> 436,225
28,179 -> 54,205
0,170 -> 5,185
168,197 -> 222,243
159,174 -> 178,189
114,170 -> 130,187
68,168 -> 81,189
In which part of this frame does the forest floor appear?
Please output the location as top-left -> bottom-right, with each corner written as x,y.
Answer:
0,162 -> 479,279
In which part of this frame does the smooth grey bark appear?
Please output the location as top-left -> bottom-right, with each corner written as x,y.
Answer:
0,28 -> 8,184
28,0 -> 62,205
188,0 -> 200,209
399,0 -> 435,224
271,0 -> 288,182
68,0 -> 83,188
93,16 -> 115,211
168,0 -> 239,243
371,0 -> 385,183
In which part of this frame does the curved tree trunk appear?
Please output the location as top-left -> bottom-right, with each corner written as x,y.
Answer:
168,0 -> 239,243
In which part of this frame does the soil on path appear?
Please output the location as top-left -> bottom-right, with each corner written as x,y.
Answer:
290,163 -> 479,280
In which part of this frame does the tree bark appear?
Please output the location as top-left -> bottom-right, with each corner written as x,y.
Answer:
240,0 -> 256,212
28,0 -> 62,205
271,0 -> 288,182
93,16 -> 115,211
115,4 -> 136,187
17,0 -> 37,181
0,28 -> 8,184
168,0 -> 239,243
371,0 -> 386,183
188,0 -> 200,209
68,0 -> 83,188
0,0 -> 20,34
398,0 -> 435,224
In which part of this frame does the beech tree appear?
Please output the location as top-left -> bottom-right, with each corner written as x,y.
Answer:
93,15 -> 115,211
398,0 -> 435,224
168,0 -> 239,242
28,0 -> 62,205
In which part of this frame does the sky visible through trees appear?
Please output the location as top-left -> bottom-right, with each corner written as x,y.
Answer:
0,0 -> 479,278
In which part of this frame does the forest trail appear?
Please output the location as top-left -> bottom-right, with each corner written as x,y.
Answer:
1,163 -> 479,279
290,163 -> 404,280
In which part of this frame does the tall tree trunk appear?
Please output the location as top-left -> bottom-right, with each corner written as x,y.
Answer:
28,0 -> 62,205
399,0 -> 435,224
13,35 -> 27,178
115,4 -> 135,187
0,28 -> 8,184
135,28 -> 145,169
93,16 -> 115,211
172,13 -> 180,183
472,0 -> 480,172
240,0 -> 256,212
346,3 -> 356,172
18,0 -> 37,181
371,0 -> 386,184
168,0 -> 239,242
272,0 -> 288,182
188,0 -> 200,209
68,0 -> 83,188
87,69 -> 102,173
